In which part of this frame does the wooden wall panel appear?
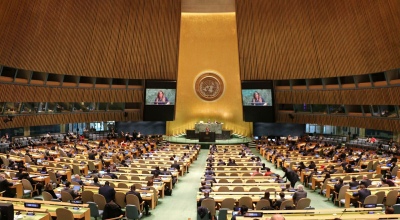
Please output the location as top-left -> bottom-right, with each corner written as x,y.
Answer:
0,84 -> 143,103
277,112 -> 400,132
236,0 -> 400,80
0,111 -> 141,130
275,87 -> 400,105
0,0 -> 181,79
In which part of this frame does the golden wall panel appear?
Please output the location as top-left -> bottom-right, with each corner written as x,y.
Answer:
167,13 -> 252,136
275,87 -> 400,105
0,84 -> 143,103
277,112 -> 400,132
0,111 -> 141,130
0,0 -> 180,79
236,0 -> 400,80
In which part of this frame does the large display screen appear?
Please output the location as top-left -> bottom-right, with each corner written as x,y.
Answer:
143,81 -> 176,121
242,89 -> 272,106
242,81 -> 275,122
145,89 -> 176,105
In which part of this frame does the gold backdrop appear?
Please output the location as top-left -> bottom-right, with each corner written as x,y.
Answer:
166,13 -> 252,136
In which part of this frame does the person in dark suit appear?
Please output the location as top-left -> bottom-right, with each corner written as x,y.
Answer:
160,168 -> 171,176
44,183 -> 59,200
217,159 -> 226,166
105,169 -> 118,179
151,166 -> 161,176
332,178 -> 344,201
360,175 -> 372,188
282,167 -> 299,188
171,161 -> 180,171
88,150 -> 97,160
356,183 -> 371,206
125,185 -> 150,216
272,192 -> 286,210
102,200 -> 123,220
92,177 -> 102,187
292,185 -> 307,205
204,174 -> 216,183
71,174 -> 84,185
0,174 -> 16,198
349,177 -> 359,189
197,192 -> 213,207
61,181 -> 79,199
98,181 -> 116,203
260,191 -> 273,208
199,181 -> 212,192
345,164 -> 355,173
205,167 -> 215,176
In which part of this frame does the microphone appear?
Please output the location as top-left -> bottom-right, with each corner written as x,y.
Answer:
338,208 -> 347,219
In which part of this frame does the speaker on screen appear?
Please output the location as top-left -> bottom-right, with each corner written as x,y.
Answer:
241,81 -> 275,122
143,80 -> 177,121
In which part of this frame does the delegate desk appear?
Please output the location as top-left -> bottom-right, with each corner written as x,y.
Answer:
311,172 -> 377,190
0,197 -> 90,220
196,191 -> 295,204
344,187 -> 400,208
232,208 -> 400,220
83,186 -> 157,209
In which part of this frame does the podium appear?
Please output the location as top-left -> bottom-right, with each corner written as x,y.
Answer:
199,132 -> 216,142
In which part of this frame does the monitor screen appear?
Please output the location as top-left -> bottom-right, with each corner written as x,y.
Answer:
73,185 -> 81,191
242,89 -> 272,106
145,89 -> 176,105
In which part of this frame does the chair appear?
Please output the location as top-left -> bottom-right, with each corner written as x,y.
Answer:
21,179 -> 38,198
266,188 -> 276,192
41,191 -> 52,201
73,165 -> 81,175
134,183 -> 143,190
125,205 -> 142,220
56,207 -> 74,220
88,161 -> 97,171
280,200 -> 294,210
119,175 -> 128,180
115,192 -> 127,208
220,198 -> 236,209
232,179 -> 242,183
296,198 -> 311,209
242,173 -> 251,176
358,195 -> 377,207
391,166 -> 398,177
93,194 -> 107,210
342,175 -> 350,181
88,202 -> 103,220
246,179 -> 256,183
131,176 -> 140,181
238,196 -> 253,208
118,183 -> 129,189
103,175 -> 112,179
218,179 -> 229,183
229,173 -> 238,176
256,199 -> 270,210
375,191 -> 385,205
385,190 -> 398,207
48,171 -> 60,185
320,178 -> 331,195
24,155 -> 32,163
126,194 -> 144,213
218,208 -> 228,220
249,187 -> 260,192
81,190 -> 94,204
233,186 -> 244,192
334,186 -> 349,207
374,174 -> 382,179
61,191 -> 73,202
109,182 -> 116,188
201,198 -> 216,217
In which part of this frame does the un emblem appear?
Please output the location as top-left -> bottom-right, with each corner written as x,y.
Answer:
195,73 -> 224,101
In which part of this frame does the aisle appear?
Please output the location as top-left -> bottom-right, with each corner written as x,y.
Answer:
146,149 -> 208,220
250,148 -> 337,209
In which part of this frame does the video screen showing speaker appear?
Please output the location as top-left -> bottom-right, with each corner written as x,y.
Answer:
144,80 -> 176,121
242,81 -> 275,122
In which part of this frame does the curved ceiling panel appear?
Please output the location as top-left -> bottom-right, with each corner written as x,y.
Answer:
236,0 -> 400,80
0,0 -> 181,79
